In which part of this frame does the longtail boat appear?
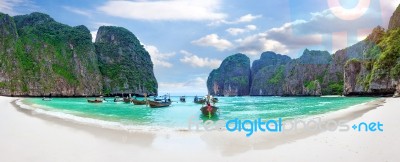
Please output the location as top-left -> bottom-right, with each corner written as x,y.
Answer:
87,97 -> 104,103
180,96 -> 186,102
132,98 -> 148,105
200,105 -> 218,118
148,100 -> 171,108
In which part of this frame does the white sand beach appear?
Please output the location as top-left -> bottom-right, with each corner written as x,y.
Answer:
0,96 -> 399,162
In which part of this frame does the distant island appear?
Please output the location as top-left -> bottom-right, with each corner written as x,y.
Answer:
207,5 -> 400,97
0,12 -> 157,97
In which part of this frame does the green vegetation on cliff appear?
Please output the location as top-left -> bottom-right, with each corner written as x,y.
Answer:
327,82 -> 343,95
95,26 -> 157,95
304,80 -> 317,91
6,12 -> 103,96
207,53 -> 250,96
371,28 -> 400,80
0,12 -> 158,96
344,24 -> 399,95
268,65 -> 284,84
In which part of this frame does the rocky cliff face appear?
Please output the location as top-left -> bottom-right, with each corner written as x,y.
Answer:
207,53 -> 250,96
282,49 -> 331,96
0,13 -> 19,95
207,4 -> 400,97
207,50 -> 333,96
343,23 -> 399,96
0,12 -> 158,96
207,25 -> 399,97
95,26 -> 157,96
0,12 -> 103,96
389,4 -> 400,30
395,82 -> 400,97
322,42 -> 362,95
250,51 -> 290,95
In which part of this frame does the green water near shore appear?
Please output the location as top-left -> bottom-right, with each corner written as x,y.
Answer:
23,96 -> 375,129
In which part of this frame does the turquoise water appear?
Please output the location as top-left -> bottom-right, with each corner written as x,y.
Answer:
23,96 -> 375,129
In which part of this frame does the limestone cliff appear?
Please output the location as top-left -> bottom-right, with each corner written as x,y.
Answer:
207,4 -> 400,97
207,50 -> 331,96
389,4 -> 400,30
95,26 -> 158,96
250,51 -> 290,95
343,25 -> 398,96
282,49 -> 331,96
207,53 -> 250,96
0,12 -> 102,96
0,12 -> 158,96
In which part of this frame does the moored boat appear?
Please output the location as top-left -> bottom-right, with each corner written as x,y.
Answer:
87,97 -> 104,103
194,95 -> 206,104
200,105 -> 218,118
180,96 -> 186,102
148,100 -> 171,108
154,94 -> 170,102
132,98 -> 148,105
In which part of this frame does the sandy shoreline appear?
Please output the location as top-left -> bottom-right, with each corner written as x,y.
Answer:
0,96 -> 399,161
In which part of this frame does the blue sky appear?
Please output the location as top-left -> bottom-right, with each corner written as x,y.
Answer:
1,0 -> 399,95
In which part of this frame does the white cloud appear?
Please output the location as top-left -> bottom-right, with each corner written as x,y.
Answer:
226,28 -> 246,36
97,0 -> 226,21
160,77 -> 206,89
144,45 -> 175,68
235,20 -> 322,56
235,33 -> 290,55
158,77 -> 208,95
179,50 -> 221,68
191,34 -> 233,51
236,14 -> 262,23
63,6 -> 92,18
264,20 -> 322,49
226,24 -> 257,36
209,14 -> 262,26
246,24 -> 257,30
0,0 -> 35,15
235,2 -> 396,56
0,0 -> 14,14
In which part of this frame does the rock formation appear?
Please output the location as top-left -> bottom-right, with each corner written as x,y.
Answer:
282,49 -> 331,96
0,12 -> 158,96
207,4 -> 400,97
250,51 -> 290,95
207,53 -> 250,96
95,26 -> 157,96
